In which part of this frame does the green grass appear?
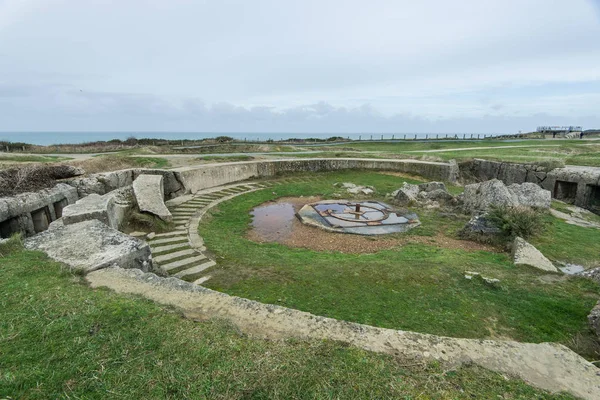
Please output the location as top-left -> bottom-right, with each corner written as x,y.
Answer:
199,171 -> 600,356
307,140 -> 600,166
196,155 -> 255,162
0,247 -> 577,398
129,156 -> 170,169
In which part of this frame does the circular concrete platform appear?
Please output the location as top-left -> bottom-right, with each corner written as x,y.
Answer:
297,200 -> 420,235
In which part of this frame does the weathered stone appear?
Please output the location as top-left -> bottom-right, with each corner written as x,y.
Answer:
129,231 -> 147,238
423,188 -> 454,203
62,193 -> 119,229
133,174 -> 172,221
0,183 -> 78,238
394,182 -> 420,205
418,181 -> 447,192
24,219 -> 153,273
578,267 -> 600,284
462,179 -> 551,213
463,179 -> 516,212
508,182 -> 551,209
512,236 -> 558,272
459,213 -> 501,241
588,301 -> 600,336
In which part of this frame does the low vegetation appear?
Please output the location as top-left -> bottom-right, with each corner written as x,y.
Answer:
0,164 -> 82,196
487,205 -> 548,242
199,171 -> 600,359
0,234 -> 22,257
121,209 -> 175,234
0,248 -> 578,398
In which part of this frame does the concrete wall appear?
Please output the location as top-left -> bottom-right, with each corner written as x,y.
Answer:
67,168 -> 185,200
0,183 -> 78,238
174,158 -> 459,194
459,159 -> 600,211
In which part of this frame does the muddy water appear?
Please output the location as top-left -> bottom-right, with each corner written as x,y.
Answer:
250,202 -> 298,242
559,264 -> 585,275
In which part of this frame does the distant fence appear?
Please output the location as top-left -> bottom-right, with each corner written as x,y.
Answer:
537,126 -> 582,133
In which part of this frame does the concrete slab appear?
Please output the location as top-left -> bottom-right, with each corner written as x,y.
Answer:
133,174 -> 172,222
24,220 -> 153,273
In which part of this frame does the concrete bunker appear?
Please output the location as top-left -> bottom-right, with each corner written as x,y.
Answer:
0,216 -> 21,239
31,206 -> 52,233
586,184 -> 600,213
53,198 -> 69,218
554,180 -> 578,204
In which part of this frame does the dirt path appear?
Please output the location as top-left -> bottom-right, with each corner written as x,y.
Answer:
406,144 -> 561,153
87,267 -> 600,400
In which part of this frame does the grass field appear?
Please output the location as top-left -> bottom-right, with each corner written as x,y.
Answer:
0,239 -> 577,399
300,140 -> 600,166
199,171 -> 600,359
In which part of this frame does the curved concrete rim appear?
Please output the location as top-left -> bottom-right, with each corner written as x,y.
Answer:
86,267 -> 600,400
97,178 -> 600,399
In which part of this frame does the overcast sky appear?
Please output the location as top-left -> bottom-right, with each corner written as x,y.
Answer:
1,0 -> 599,134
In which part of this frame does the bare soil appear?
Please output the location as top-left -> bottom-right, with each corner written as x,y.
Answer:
247,197 -> 496,254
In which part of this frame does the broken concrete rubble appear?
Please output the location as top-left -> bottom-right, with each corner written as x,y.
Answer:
24,219 -> 153,273
462,179 -> 551,213
512,237 -> 558,272
133,174 -> 173,222
393,181 -> 455,208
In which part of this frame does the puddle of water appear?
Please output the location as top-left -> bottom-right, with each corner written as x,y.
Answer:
250,202 -> 296,242
559,264 -> 585,275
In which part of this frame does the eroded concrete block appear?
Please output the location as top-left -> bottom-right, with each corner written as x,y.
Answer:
512,236 -> 558,272
62,193 -> 119,228
133,174 -> 172,221
24,219 -> 152,273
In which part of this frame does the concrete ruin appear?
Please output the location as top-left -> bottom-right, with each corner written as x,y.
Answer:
24,219 -> 153,273
133,174 -> 173,221
460,159 -> 600,214
2,157 -> 599,241
0,183 -> 78,239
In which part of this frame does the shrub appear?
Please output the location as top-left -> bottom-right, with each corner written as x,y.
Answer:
0,234 -> 23,257
121,210 -> 175,233
487,205 -> 547,241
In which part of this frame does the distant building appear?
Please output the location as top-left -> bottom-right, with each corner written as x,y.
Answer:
536,126 -> 582,133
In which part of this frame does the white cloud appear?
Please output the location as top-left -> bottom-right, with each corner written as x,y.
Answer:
0,0 -> 599,131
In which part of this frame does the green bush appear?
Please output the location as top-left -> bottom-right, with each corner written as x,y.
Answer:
0,234 -> 23,257
121,210 -> 175,233
487,205 -> 547,241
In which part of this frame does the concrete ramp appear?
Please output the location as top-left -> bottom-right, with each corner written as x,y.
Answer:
133,174 -> 172,221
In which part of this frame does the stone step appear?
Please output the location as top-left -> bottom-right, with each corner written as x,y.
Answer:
176,205 -> 204,209
153,230 -> 187,238
153,249 -> 196,264
151,242 -> 190,254
148,236 -> 188,245
193,275 -> 212,285
186,201 -> 210,205
173,260 -> 216,279
172,216 -> 191,222
162,254 -> 207,272
172,209 -> 196,214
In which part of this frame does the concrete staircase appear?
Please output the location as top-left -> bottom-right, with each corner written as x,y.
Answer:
147,176 -> 325,285
147,181 -> 273,285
